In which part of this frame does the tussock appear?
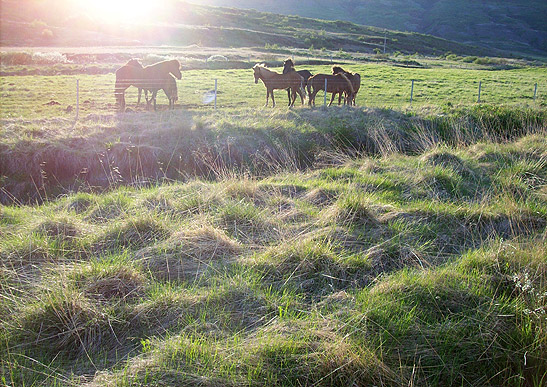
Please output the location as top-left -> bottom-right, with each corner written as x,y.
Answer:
18,290 -> 112,355
137,224 -> 240,281
303,187 -> 338,206
99,217 -> 169,251
323,194 -> 378,226
249,240 -> 371,297
35,218 -> 80,241
73,264 -> 146,301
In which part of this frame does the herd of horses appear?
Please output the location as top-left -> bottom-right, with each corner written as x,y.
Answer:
115,58 -> 360,111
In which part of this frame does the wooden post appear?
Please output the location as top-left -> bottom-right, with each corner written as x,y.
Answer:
534,83 -> 538,102
410,80 -> 414,106
76,79 -> 79,120
324,78 -> 327,107
214,79 -> 217,109
477,81 -> 482,103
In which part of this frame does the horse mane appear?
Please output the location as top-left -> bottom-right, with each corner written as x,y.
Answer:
338,73 -> 354,94
126,59 -> 143,68
332,65 -> 351,75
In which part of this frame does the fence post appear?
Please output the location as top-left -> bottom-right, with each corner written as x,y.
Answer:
533,83 -> 538,102
410,80 -> 414,107
324,78 -> 327,107
214,79 -> 217,109
76,79 -> 79,120
477,81 -> 482,103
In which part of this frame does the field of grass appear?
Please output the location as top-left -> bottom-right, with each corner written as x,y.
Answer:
1,52 -> 547,386
1,130 -> 546,386
1,61 -> 545,121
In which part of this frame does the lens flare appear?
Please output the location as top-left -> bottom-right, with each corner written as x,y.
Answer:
73,0 -> 160,24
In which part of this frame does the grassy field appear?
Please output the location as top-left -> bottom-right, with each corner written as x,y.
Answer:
1,131 -> 546,386
1,52 -> 547,386
1,62 -> 546,121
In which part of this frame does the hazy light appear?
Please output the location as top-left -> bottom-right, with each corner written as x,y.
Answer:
73,0 -> 162,24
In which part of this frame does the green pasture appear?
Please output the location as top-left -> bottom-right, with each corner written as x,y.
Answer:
1,63 -> 545,120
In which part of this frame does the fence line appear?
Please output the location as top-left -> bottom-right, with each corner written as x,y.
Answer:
1,74 -> 542,121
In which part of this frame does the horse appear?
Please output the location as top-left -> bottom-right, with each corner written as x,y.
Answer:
147,74 -> 178,110
307,73 -> 354,107
332,66 -> 361,106
253,64 -> 306,108
114,59 -> 145,111
114,59 -> 181,111
282,58 -> 313,107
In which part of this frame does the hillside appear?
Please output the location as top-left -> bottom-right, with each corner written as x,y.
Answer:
0,0 -> 497,57
195,0 -> 547,57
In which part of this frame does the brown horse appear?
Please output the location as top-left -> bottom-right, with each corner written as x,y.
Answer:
147,74 -> 178,110
332,66 -> 361,106
307,73 -> 354,107
282,59 -> 313,107
253,64 -> 306,107
114,59 -> 144,111
115,59 -> 182,111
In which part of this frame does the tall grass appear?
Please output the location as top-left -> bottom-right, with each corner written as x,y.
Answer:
1,132 -> 546,386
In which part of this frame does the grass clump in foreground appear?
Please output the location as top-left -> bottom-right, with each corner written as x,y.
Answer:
1,131 -> 546,386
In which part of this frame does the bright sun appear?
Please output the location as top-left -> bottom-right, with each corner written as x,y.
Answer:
74,0 -> 160,24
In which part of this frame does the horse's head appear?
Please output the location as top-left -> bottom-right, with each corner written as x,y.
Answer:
282,58 -> 295,75
170,60 -> 182,80
253,64 -> 261,84
332,66 -> 351,76
127,59 -> 143,68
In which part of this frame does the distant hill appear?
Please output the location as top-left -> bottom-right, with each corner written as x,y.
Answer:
194,0 -> 547,57
0,0 -> 502,57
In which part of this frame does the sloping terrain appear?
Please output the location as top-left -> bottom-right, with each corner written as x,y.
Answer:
1,0 -> 497,56
196,0 -> 547,57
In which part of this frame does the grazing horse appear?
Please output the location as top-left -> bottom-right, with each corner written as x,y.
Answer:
114,59 -> 182,111
332,66 -> 361,106
139,59 -> 182,111
147,74 -> 178,110
307,73 -> 354,107
282,59 -> 313,107
253,64 -> 305,107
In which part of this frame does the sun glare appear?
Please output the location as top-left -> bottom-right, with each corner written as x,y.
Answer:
74,0 -> 160,24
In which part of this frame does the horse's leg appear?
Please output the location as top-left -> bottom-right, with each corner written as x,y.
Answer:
289,88 -> 297,108
297,85 -> 304,105
287,88 -> 291,107
152,90 -> 158,111
137,88 -> 142,106
309,88 -> 317,107
271,89 -> 276,108
264,90 -> 269,107
328,92 -> 336,107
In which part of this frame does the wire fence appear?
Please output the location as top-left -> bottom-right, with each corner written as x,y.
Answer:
0,70 -> 543,120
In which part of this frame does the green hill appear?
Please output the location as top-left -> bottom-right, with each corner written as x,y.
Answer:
195,0 -> 547,57
1,0 -> 499,57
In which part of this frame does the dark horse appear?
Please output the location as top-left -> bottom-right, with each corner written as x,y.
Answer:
282,59 -> 312,106
307,73 -> 354,107
147,74 -> 178,110
332,66 -> 361,106
115,59 -> 182,111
